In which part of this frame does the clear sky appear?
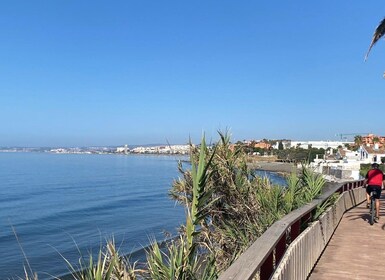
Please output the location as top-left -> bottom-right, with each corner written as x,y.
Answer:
1,1 -> 385,147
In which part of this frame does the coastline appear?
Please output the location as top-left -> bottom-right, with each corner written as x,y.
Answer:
247,161 -> 297,174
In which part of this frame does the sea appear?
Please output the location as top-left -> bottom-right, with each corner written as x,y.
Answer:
0,152 -> 286,279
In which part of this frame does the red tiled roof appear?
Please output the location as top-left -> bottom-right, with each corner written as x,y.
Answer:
362,146 -> 385,154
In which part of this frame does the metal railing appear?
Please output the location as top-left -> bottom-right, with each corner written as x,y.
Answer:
218,180 -> 365,280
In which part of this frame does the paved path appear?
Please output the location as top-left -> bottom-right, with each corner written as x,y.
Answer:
309,196 -> 385,279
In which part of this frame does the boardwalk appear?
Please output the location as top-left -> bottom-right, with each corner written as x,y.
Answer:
309,196 -> 385,279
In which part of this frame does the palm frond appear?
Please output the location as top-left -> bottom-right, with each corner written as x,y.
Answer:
365,17 -> 385,61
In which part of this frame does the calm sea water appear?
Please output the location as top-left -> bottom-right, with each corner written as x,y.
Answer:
254,170 -> 287,186
0,153 -> 187,279
0,152 -> 286,279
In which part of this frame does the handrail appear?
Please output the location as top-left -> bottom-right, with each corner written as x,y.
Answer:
218,179 -> 365,280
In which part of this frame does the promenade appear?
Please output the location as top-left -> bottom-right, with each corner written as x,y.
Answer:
309,195 -> 385,279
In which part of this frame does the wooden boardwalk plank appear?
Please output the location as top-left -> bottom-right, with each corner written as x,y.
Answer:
309,196 -> 385,279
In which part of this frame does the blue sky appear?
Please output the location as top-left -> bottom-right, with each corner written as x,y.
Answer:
1,1 -> 385,147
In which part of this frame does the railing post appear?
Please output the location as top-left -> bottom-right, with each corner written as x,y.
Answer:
337,187 -> 342,194
302,212 -> 312,226
260,251 -> 274,280
275,233 -> 287,265
290,220 -> 301,241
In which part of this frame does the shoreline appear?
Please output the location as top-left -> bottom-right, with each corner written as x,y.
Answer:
247,161 -> 297,174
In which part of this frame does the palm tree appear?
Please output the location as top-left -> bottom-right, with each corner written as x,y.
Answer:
365,17 -> 385,61
373,137 -> 381,149
354,135 -> 363,147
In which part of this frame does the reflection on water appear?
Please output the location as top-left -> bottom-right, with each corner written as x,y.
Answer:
253,170 -> 287,186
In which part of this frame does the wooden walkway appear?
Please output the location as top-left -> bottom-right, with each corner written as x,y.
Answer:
309,195 -> 385,279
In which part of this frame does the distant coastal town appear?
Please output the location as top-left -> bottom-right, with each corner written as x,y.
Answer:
0,138 -> 350,155
0,144 -> 191,155
3,134 -> 385,182
0,135 -> 376,156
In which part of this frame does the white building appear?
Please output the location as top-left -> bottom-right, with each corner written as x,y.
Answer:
116,144 -> 129,154
289,140 -> 353,150
358,144 -> 385,163
131,144 -> 191,154
310,158 -> 361,181
272,141 -> 291,149
310,144 -> 385,181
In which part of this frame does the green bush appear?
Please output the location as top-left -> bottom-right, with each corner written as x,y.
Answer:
170,132 -> 326,273
360,163 -> 385,177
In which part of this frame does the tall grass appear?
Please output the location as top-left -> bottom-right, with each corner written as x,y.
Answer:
60,239 -> 143,280
145,136 -> 218,280
170,131 -> 327,271
11,225 -> 39,280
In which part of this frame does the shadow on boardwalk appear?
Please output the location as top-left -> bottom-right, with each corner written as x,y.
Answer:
309,195 -> 385,280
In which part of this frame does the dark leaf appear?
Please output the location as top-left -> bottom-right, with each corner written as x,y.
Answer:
365,17 -> 385,60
